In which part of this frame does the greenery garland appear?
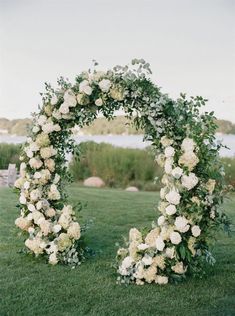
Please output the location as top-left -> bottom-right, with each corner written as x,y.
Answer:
14,59 -> 229,283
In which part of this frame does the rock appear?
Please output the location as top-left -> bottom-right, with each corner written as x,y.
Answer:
125,186 -> 139,192
83,177 -> 105,188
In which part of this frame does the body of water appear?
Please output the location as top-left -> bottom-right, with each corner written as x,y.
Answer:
0,134 -> 235,157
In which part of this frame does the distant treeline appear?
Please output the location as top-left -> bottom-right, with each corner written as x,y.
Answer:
0,116 -> 235,136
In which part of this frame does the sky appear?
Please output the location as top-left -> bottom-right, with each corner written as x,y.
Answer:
0,0 -> 235,122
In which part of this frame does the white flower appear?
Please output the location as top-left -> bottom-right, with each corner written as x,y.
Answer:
174,216 -> 190,233
170,231 -> 182,245
142,254 -> 153,266
37,115 -> 47,126
181,138 -> 196,152
79,80 -> 92,95
19,193 -> 27,204
63,89 -> 77,106
181,173 -> 199,190
50,95 -> 58,105
164,146 -> 175,158
42,122 -> 61,133
172,167 -> 183,179
48,184 -> 60,200
129,228 -> 142,243
155,236 -> 165,251
160,187 -> 167,199
160,136 -> 173,147
53,224 -> 62,233
59,103 -> 70,114
99,79 -> 112,92
23,181 -> 30,190
210,210 -> 215,219
157,215 -> 165,226
155,275 -> 168,285
164,158 -> 173,174
179,151 -> 199,171
29,158 -> 43,169
165,190 -> 181,205
95,98 -> 103,106
40,146 -> 57,159
30,189 -> 42,202
15,216 -> 31,231
206,179 -> 216,194
28,203 -> 36,212
32,125 -> 40,133
172,261 -> 187,274
165,247 -> 175,259
122,256 -> 133,269
191,225 -> 201,237
49,253 -> 58,265
165,204 -> 177,216
67,222 -> 81,240
137,243 -> 149,251
58,213 -> 71,229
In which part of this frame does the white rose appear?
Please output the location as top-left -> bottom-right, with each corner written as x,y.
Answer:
160,136 -> 173,147
48,184 -> 61,200
137,243 -> 149,251
37,115 -> 47,126
53,224 -> 62,233
95,98 -> 103,106
164,146 -> 175,158
64,89 -> 77,106
165,204 -> 177,216
142,254 -> 153,266
59,103 -> 70,114
170,231 -> 182,245
122,256 -> 133,269
165,247 -> 175,259
19,193 -> 27,204
49,253 -> 58,265
50,95 -> 58,105
155,236 -> 165,251
32,125 -> 40,133
79,80 -> 92,95
191,225 -> 201,237
179,151 -> 199,171
181,173 -> 199,190
181,138 -> 196,152
155,275 -> 168,285
165,190 -> 181,205
99,79 -> 112,92
157,215 -> 165,226
30,189 -> 41,202
29,158 -> 43,169
172,167 -> 183,179
174,216 -> 190,233
164,158 -> 173,174
28,203 -> 36,212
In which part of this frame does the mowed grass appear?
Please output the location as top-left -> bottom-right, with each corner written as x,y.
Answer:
0,186 -> 235,316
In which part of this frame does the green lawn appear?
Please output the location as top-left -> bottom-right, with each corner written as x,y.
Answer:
0,186 -> 235,316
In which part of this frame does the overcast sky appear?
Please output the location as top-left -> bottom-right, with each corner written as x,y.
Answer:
0,0 -> 235,122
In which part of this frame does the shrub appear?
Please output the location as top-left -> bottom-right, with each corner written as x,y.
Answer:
0,143 -> 21,169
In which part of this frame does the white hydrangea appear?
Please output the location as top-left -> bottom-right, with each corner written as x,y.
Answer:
155,235 -> 165,251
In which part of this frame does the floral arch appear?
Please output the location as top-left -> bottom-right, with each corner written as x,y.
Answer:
15,59 -> 228,285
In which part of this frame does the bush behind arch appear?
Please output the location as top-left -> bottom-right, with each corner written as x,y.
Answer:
14,59 -> 229,284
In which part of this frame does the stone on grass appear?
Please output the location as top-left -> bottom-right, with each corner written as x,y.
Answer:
125,186 -> 139,192
83,177 -> 105,188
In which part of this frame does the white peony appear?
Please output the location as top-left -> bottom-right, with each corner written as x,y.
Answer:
122,256 -> 133,269
40,146 -> 57,159
164,158 -> 173,174
179,151 -> 199,171
165,247 -> 175,259
48,184 -> 60,200
165,190 -> 181,205
164,146 -> 175,158
67,222 -> 81,240
172,261 -> 186,274
37,115 -> 47,126
79,80 -> 92,95
63,89 -> 77,106
165,204 -> 177,216
59,103 -> 70,114
181,173 -> 199,190
181,138 -> 196,152
28,203 -> 36,212
155,236 -> 165,251
49,253 -> 58,265
174,216 -> 190,233
30,189 -> 42,202
191,225 -> 201,237
170,231 -> 182,245
172,167 -> 183,179
99,79 -> 112,92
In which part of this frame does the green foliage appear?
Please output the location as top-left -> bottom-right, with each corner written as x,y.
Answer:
70,142 -> 162,190
0,143 -> 21,169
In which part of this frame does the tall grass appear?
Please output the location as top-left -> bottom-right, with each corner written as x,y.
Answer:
0,143 -> 21,169
70,142 -> 162,190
